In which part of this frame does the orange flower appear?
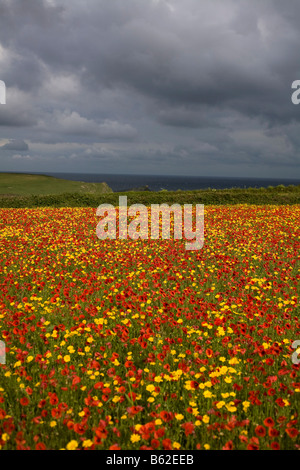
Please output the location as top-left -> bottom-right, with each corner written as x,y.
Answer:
206,348 -> 213,358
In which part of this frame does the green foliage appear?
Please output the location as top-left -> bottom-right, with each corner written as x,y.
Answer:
0,183 -> 300,208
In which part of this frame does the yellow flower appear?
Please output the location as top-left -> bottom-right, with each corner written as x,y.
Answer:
226,401 -> 237,412
63,355 -> 71,363
175,413 -> 184,421
82,439 -> 93,448
216,400 -> 225,409
202,415 -> 210,424
66,440 -> 78,450
130,434 -> 141,443
50,421 -> 57,427
154,376 -> 163,383
242,401 -> 250,411
173,442 -> 181,449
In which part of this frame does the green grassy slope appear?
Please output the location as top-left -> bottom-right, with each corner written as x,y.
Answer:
0,172 -> 112,196
0,172 -> 299,207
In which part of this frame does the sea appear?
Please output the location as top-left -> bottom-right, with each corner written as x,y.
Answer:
36,172 -> 300,192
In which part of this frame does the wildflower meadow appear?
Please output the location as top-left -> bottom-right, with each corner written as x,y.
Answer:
0,204 -> 299,450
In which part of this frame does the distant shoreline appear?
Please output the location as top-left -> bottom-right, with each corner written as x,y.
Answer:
1,171 -> 300,193
0,171 -> 299,207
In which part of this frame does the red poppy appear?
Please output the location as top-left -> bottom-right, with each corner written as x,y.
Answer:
151,439 -> 160,449
269,427 -> 279,437
51,408 -> 62,418
160,411 -> 174,422
275,398 -> 285,407
154,427 -> 165,439
271,441 -> 280,450
223,440 -> 234,450
36,442 -> 46,450
286,428 -> 299,438
181,422 -> 195,436
20,397 -> 29,406
74,423 -> 86,435
263,417 -> 275,427
162,438 -> 172,450
247,444 -> 259,450
255,425 -> 266,437
49,393 -> 59,406
109,444 -> 121,450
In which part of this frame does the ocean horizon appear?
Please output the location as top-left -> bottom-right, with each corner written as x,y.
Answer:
3,171 -> 300,192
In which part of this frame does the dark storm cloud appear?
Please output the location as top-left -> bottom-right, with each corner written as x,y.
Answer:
0,0 -> 300,176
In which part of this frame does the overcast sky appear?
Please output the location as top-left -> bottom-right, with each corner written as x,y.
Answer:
1,0 -> 300,178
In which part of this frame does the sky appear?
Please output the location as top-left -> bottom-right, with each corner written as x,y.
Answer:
0,0 -> 300,178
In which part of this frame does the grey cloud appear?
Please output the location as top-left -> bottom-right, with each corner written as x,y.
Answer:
0,0 -> 300,177
1,139 -> 29,151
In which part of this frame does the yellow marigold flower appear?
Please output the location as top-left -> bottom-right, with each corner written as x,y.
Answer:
130,434 -> 141,443
173,442 -> 181,449
146,384 -> 155,393
154,376 -> 163,383
226,401 -> 237,412
63,355 -> 71,363
175,413 -> 184,420
216,400 -> 225,409
50,421 -> 57,427
202,415 -> 210,424
82,439 -> 93,448
242,401 -> 250,411
66,440 -> 78,450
